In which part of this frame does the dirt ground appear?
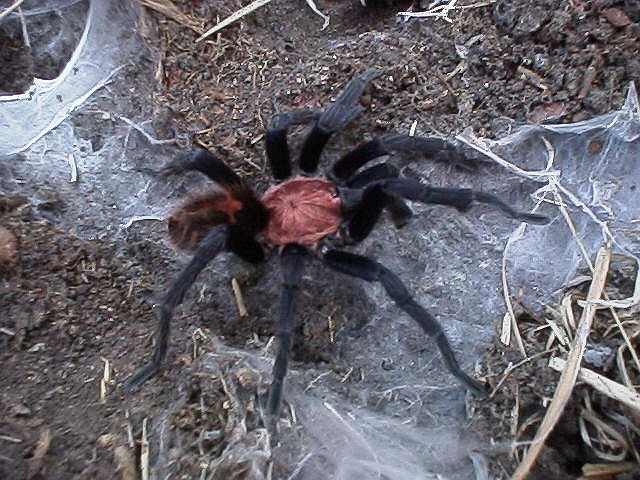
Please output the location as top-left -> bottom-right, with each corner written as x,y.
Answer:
1,0 -> 639,479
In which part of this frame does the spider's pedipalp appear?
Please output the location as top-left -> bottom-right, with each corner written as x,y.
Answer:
266,109 -> 319,180
124,225 -> 228,390
165,148 -> 242,186
299,68 -> 380,174
227,225 -> 265,263
322,249 -> 486,395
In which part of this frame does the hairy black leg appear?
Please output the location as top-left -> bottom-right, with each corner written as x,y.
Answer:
163,148 -> 241,186
346,178 -> 549,242
332,134 -> 475,180
379,178 -> 550,224
322,249 -> 486,394
299,68 -> 379,174
266,110 -> 318,180
267,244 -> 307,416
124,226 -> 228,390
347,184 -> 388,241
344,163 -> 412,229
344,162 -> 400,188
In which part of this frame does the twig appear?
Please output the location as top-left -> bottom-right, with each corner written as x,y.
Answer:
18,6 -> 30,48
0,0 -> 24,21
490,349 -> 555,398
516,66 -> 549,91
578,54 -> 603,100
67,153 -> 78,182
286,452 -> 313,480
549,357 -> 640,413
114,114 -> 177,145
398,0 -> 495,21
231,278 -> 248,317
511,243 -> 611,480
196,0 -> 275,42
121,216 -> 163,229
196,0 -> 329,42
141,418 -> 149,480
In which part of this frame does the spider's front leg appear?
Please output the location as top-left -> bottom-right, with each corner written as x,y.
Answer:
266,243 -> 307,416
321,249 -> 486,394
124,226 -> 228,390
299,68 -> 379,173
266,110 -> 319,180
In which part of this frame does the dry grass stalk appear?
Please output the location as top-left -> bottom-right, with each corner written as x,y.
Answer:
195,0 -> 275,43
141,418 -> 150,480
511,243 -> 611,480
232,277 -> 248,317
579,401 -> 628,462
549,356 -> 640,414
139,0 -> 203,34
196,0 -> 329,43
398,0 -> 496,21
100,357 -> 112,403
0,0 -> 24,21
580,461 -> 637,479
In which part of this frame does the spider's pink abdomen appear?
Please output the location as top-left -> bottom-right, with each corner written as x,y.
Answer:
261,176 -> 342,247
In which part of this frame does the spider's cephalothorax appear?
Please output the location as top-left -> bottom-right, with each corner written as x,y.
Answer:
125,68 -> 549,417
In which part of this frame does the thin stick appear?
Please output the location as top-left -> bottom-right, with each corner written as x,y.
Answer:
196,0 -> 274,42
141,418 -> 150,480
549,357 -> 640,414
0,0 -> 24,21
398,1 -> 495,20
231,278 -> 248,317
511,243 -> 611,480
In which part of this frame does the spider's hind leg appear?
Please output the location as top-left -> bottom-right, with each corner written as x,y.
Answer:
299,68 -> 380,174
381,178 -> 550,225
321,249 -> 486,394
346,177 -> 550,242
265,243 -> 307,417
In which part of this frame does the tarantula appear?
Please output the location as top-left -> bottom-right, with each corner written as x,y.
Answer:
125,69 -> 548,415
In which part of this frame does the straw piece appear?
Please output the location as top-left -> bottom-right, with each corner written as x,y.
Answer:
511,243 -> 611,480
549,357 -> 640,414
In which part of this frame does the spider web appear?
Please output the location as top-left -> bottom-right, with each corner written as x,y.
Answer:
1,2 -> 639,478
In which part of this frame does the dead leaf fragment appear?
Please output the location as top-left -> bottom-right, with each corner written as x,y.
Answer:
528,102 -> 568,123
98,434 -> 136,480
27,429 -> 51,480
0,225 -> 18,265
603,8 -> 632,27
